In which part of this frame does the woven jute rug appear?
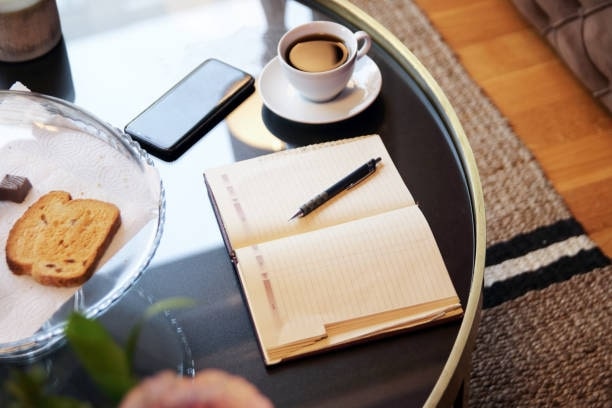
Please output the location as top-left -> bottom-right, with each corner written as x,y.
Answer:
348,1 -> 611,406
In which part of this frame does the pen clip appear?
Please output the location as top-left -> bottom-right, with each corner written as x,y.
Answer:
346,167 -> 376,190
346,158 -> 381,190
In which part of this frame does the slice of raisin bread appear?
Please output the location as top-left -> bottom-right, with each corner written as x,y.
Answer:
6,190 -> 121,287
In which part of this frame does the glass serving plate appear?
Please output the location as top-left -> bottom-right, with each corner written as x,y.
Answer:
0,90 -> 165,360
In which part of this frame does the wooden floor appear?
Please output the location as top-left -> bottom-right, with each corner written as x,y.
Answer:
414,0 -> 612,258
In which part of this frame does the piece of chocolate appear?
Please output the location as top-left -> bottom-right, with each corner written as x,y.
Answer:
0,174 -> 32,203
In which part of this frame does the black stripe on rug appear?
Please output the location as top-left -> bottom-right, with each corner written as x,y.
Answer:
483,247 -> 610,308
485,218 -> 585,267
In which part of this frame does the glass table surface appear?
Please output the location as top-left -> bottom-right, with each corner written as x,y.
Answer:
0,1 -> 485,406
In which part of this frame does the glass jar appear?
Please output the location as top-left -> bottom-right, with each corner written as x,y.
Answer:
0,0 -> 62,62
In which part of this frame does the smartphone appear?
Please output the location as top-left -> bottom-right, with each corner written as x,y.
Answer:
125,58 -> 255,161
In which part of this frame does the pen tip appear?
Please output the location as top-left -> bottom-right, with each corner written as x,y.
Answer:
289,211 -> 300,221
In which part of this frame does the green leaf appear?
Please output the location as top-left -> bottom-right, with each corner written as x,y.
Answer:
5,366 -> 92,408
142,297 -> 195,321
65,313 -> 136,402
5,366 -> 46,407
37,395 -> 93,408
125,297 -> 195,370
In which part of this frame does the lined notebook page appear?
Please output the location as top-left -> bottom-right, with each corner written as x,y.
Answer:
236,205 -> 459,353
204,135 -> 414,249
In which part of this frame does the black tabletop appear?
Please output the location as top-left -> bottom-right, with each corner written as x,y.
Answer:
0,1 -> 480,406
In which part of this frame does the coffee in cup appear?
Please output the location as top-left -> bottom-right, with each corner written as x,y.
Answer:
285,34 -> 349,72
277,21 -> 371,102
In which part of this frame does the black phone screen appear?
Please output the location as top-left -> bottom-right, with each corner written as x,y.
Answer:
125,58 -> 254,160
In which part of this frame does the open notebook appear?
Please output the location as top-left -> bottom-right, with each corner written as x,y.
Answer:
204,135 -> 463,365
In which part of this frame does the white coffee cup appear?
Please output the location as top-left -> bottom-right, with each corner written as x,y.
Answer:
277,21 -> 371,102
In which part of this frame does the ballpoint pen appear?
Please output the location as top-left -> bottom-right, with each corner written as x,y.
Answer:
289,157 -> 382,220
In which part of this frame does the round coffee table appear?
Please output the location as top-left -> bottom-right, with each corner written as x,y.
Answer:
0,1 -> 485,406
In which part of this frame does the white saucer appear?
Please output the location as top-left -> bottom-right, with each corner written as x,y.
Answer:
258,56 -> 382,124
